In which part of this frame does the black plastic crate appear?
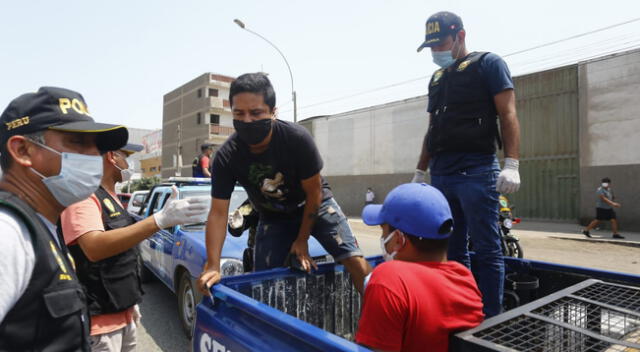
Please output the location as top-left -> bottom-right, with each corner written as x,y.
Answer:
452,279 -> 640,352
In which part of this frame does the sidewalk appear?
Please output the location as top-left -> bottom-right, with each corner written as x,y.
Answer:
349,217 -> 640,246
516,220 -> 640,247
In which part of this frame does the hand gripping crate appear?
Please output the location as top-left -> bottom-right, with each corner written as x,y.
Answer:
452,279 -> 640,352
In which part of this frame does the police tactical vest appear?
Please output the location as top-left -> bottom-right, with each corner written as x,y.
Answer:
0,190 -> 90,352
67,187 -> 143,316
426,51 -> 502,154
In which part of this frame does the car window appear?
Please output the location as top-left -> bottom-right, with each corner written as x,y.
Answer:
154,192 -> 170,213
147,192 -> 162,215
132,194 -> 146,206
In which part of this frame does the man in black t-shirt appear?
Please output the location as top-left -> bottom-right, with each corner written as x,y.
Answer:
198,73 -> 371,295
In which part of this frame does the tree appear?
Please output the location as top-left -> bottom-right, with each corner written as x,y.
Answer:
127,176 -> 161,193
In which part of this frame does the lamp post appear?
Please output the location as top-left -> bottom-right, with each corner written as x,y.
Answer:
233,19 -> 297,123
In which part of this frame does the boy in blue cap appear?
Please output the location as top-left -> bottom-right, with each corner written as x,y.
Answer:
356,183 -> 484,352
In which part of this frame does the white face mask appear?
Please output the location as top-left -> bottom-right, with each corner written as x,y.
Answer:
601,183 -> 609,188
29,141 -> 103,207
380,230 -> 403,261
113,152 -> 133,182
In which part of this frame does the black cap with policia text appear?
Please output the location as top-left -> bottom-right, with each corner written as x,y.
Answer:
0,86 -> 128,152
417,11 -> 464,52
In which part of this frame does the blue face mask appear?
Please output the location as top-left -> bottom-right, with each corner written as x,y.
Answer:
431,35 -> 459,68
29,140 -> 103,207
432,51 -> 456,68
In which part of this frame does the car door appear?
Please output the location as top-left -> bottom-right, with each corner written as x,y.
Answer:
145,188 -> 174,286
153,190 -> 175,284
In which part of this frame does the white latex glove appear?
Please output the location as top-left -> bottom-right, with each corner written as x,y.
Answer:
411,169 -> 427,183
153,186 -> 210,229
228,208 -> 244,230
496,158 -> 521,194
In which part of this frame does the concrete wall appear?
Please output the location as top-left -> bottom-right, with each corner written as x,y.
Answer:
578,49 -> 640,230
303,96 -> 428,216
161,73 -> 234,178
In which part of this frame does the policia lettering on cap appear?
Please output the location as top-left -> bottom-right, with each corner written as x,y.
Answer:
0,87 -> 129,351
413,11 -> 522,318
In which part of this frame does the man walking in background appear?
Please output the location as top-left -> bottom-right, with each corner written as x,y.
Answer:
583,177 -> 624,239
365,187 -> 375,206
412,11 -> 521,317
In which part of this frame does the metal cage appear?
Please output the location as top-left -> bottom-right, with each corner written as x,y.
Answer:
453,279 -> 640,352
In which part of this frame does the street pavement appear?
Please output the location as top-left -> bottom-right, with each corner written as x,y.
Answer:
516,220 -> 640,245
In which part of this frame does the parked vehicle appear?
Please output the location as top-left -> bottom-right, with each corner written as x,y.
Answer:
126,190 -> 148,214
133,177 -> 331,337
498,195 -> 523,258
193,255 -> 640,352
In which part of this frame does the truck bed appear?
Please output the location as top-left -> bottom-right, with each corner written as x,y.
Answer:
194,256 -> 640,352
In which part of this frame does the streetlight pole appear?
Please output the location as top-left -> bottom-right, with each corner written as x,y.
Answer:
233,19 -> 297,123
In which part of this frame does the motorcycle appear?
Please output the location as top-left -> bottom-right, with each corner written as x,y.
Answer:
498,195 -> 523,258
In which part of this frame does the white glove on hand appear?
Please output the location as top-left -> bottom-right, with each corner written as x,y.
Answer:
496,158 -> 521,194
411,169 -> 427,183
153,186 -> 210,229
228,208 -> 244,230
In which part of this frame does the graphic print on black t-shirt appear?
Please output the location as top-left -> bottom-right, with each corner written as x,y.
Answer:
248,163 -> 287,200
211,119 -> 333,219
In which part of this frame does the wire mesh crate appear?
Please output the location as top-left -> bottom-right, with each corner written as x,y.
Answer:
452,279 -> 640,352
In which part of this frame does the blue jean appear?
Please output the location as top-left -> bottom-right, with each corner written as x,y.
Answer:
254,198 -> 363,271
431,159 -> 504,318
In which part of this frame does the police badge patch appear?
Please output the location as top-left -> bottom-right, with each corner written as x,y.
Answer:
431,69 -> 444,86
457,60 -> 471,71
103,198 -> 116,213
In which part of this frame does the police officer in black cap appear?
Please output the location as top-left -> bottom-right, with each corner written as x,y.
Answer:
412,11 -> 522,318
0,87 -> 129,351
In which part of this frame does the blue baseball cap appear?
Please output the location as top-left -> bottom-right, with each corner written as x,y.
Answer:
362,183 -> 453,239
417,11 -> 464,52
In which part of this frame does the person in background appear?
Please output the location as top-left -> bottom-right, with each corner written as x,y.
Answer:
365,187 -> 375,206
193,143 -> 213,178
583,177 -> 624,239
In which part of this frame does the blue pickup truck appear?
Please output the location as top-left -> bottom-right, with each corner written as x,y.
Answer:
131,177 -> 331,337
193,255 -> 640,351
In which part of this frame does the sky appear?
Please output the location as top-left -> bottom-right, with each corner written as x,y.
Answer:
2,0 -> 640,130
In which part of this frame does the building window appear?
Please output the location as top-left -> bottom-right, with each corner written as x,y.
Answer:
141,168 -> 146,172
150,167 -> 157,172
210,114 -> 220,124
197,89 -> 202,98
209,88 -> 218,97
197,112 -> 202,124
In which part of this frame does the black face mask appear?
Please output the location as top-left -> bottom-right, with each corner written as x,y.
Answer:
233,119 -> 273,145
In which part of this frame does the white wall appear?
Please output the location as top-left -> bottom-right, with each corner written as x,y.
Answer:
579,49 -> 640,167
308,96 -> 429,176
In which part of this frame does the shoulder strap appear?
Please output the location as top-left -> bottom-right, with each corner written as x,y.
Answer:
0,190 -> 49,252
